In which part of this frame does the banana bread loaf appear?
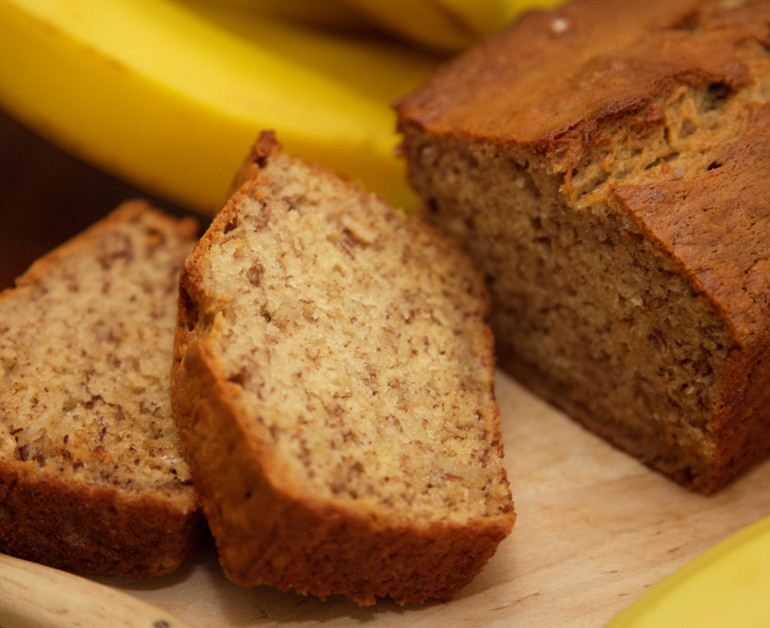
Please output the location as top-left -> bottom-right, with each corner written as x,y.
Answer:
171,131 -> 515,605
395,0 -> 770,493
0,201 -> 202,577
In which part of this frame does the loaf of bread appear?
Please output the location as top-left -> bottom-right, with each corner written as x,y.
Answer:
0,201 -> 203,577
395,0 -> 770,493
171,131 -> 515,605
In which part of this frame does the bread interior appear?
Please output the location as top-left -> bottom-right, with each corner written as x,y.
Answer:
0,208 -> 194,499
185,156 -> 512,522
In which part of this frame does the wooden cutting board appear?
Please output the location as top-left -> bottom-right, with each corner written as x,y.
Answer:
2,110 -> 769,627
87,371 -> 770,627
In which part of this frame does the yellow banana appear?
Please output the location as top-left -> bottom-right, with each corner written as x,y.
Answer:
502,0 -> 568,23
0,0 -> 440,214
342,0 -> 568,53
202,0 -> 373,34
607,515 -> 770,626
177,0 -> 443,104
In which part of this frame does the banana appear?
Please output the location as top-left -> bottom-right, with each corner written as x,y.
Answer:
607,515 -> 770,626
177,0 -> 443,104
197,0 -> 374,34
342,0 -> 568,53
502,0 -> 569,24
341,0 -> 504,53
0,0 -> 440,214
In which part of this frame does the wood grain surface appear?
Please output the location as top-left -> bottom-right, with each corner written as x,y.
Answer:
88,371 -> 770,627
2,110 -> 769,627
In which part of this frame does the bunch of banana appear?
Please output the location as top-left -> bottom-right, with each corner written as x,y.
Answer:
0,0 -> 563,215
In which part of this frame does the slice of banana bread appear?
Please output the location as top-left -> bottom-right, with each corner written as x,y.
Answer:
395,0 -> 770,493
171,131 -> 515,605
0,201 -> 203,577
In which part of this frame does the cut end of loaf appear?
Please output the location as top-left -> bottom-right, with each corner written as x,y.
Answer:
172,131 -> 514,603
396,0 -> 770,493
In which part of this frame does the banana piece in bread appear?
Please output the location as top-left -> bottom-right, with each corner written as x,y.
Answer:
171,131 -> 515,605
0,201 -> 202,577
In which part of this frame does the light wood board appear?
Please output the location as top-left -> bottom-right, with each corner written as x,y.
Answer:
92,370 -> 770,627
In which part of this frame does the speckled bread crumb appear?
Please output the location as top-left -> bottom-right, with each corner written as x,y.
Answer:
0,201 -> 203,577
171,131 -> 515,605
395,0 -> 770,493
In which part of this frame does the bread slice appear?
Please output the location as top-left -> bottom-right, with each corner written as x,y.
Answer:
171,131 -> 514,605
395,0 -> 770,493
0,201 -> 203,577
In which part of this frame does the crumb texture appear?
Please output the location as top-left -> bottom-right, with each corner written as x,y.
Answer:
173,133 -> 514,603
396,0 -> 770,493
0,204 -> 193,490
0,201 -> 201,576
197,172 -> 506,519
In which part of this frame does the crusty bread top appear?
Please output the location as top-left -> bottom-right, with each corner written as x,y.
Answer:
0,201 -> 198,502
176,132 -> 513,524
395,0 -> 769,167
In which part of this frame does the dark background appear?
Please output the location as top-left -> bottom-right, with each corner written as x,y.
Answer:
0,109 -> 192,289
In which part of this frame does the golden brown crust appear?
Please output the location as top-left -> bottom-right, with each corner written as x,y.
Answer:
172,132 -> 514,604
0,464 -> 201,577
0,200 -> 203,577
395,0 -> 763,162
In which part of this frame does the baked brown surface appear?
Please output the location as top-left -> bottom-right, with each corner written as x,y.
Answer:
395,0 -> 770,493
0,200 -> 203,577
171,131 -> 515,605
